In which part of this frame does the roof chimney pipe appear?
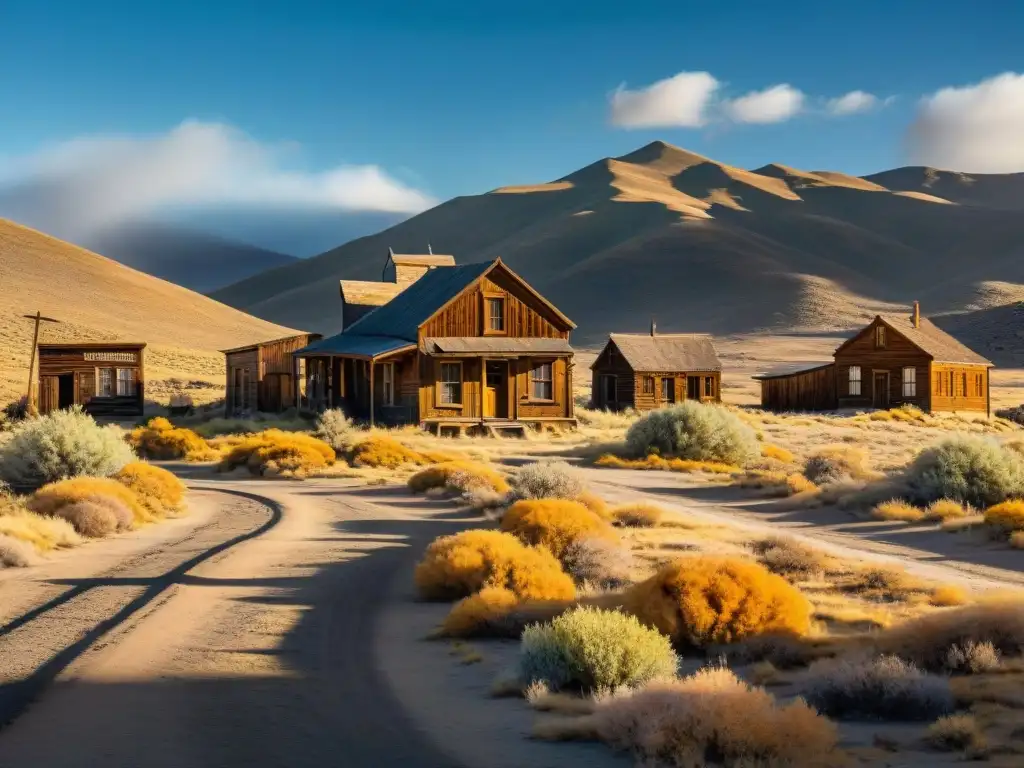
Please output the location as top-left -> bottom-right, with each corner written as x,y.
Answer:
650,317 -> 657,337
428,242 -> 433,255
913,300 -> 921,329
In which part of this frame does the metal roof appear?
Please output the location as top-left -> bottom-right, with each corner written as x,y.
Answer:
752,362 -> 834,380
424,337 -> 573,355
293,334 -> 415,359
596,333 -> 722,372
219,332 -> 320,355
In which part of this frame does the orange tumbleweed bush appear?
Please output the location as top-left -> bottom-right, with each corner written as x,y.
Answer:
500,499 -> 618,560
441,586 -> 520,637
29,476 -> 151,524
113,462 -> 186,517
407,461 -> 510,495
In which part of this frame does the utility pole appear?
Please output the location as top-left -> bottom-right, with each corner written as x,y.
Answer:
23,312 -> 60,412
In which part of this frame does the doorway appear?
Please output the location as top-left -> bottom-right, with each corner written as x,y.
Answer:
600,375 -> 617,407
872,371 -> 890,409
686,375 -> 701,400
484,361 -> 508,418
661,377 -> 675,404
58,373 -> 75,409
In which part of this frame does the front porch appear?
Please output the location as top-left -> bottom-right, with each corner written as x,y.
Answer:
422,416 -> 578,438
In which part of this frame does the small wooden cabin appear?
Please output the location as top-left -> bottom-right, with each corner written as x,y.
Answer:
339,249 -> 456,330
755,303 -> 993,415
294,258 -> 576,434
222,333 -> 322,415
37,342 -> 146,418
590,330 -> 722,411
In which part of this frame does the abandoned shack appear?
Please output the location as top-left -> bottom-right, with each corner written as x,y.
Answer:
222,332 -> 322,415
294,258 -> 576,435
590,328 -> 722,411
339,248 -> 456,330
37,342 -> 146,417
754,302 -> 993,415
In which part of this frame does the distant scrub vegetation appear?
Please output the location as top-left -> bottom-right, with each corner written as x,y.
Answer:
624,402 -> 759,466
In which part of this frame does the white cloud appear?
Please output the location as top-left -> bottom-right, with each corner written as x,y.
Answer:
907,72 -> 1024,172
0,120 -> 435,238
609,71 -> 721,128
826,90 -> 879,116
723,84 -> 805,124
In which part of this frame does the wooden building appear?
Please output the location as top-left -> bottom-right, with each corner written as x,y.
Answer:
294,258 -> 577,434
339,248 -> 456,330
590,329 -> 722,411
754,303 -> 993,415
37,342 -> 146,418
221,333 -> 321,415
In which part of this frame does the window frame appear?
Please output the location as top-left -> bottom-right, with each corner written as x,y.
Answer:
902,366 -> 917,398
381,362 -> 395,406
529,361 -> 554,402
97,367 -> 115,398
481,292 -> 507,336
642,376 -> 654,395
875,325 -> 886,348
848,365 -> 862,396
660,377 -> 673,402
437,361 -> 463,407
116,367 -> 136,397
704,376 -> 715,398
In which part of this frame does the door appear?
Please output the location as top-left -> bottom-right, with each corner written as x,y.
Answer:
872,371 -> 890,409
264,374 -> 282,412
58,373 -> 75,409
40,376 -> 60,414
484,361 -> 508,418
661,377 -> 675,404
686,375 -> 701,400
600,375 -> 617,407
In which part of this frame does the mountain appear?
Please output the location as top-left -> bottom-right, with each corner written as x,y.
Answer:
0,218 -> 297,404
211,141 -> 1024,345
863,167 -> 1024,210
79,221 -> 300,293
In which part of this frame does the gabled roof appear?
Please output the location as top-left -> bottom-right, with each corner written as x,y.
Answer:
389,253 -> 456,268
424,337 -> 573,355
752,362 -> 834,380
835,313 -> 991,366
339,280 -> 403,307
597,333 -> 721,372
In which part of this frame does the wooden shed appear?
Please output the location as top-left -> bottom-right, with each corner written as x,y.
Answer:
222,333 -> 322,415
37,342 -> 146,418
590,329 -> 722,411
755,303 -> 993,415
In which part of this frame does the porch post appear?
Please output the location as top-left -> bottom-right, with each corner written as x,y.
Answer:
369,358 -> 376,427
294,355 -> 300,409
328,356 -> 334,409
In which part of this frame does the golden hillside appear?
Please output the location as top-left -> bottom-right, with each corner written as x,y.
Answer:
0,218 -> 296,405
212,141 -> 1024,355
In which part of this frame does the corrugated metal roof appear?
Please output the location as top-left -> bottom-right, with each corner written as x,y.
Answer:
598,334 -> 722,372
424,337 -> 573,355
752,362 -> 834,380
344,261 -> 493,340
874,313 -> 992,366
294,334 -> 415,359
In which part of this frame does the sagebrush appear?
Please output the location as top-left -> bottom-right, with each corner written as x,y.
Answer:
314,408 -> 354,452
509,461 -> 586,501
624,402 -> 758,466
903,436 -> 1024,507
561,536 -> 636,589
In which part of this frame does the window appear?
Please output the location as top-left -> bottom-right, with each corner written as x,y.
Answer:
97,367 -> 114,397
704,376 -> 715,398
902,367 -> 916,397
661,377 -> 673,402
381,362 -> 395,406
975,373 -> 985,398
116,368 -> 136,397
439,362 -> 462,405
642,376 -> 654,395
848,366 -> 862,396
485,297 -> 505,333
875,326 -> 886,348
531,362 -> 553,400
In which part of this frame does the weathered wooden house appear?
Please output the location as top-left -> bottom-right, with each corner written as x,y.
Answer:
755,303 -> 993,415
37,342 -> 146,417
590,329 -> 722,411
339,249 -> 456,330
221,333 -> 322,415
294,258 -> 576,434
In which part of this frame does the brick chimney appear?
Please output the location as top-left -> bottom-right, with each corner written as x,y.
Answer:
650,317 -> 657,336
913,301 -> 921,329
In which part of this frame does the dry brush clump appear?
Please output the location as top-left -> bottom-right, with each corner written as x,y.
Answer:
113,462 -> 186,518
0,532 -> 40,567
219,429 -> 336,476
500,499 -> 618,560
623,556 -> 812,647
407,461 -> 510,497
610,502 -> 664,528
924,498 -> 973,522
29,476 -> 150,526
0,505 -> 82,552
314,408 -> 354,452
441,586 -> 521,638
624,401 -> 759,467
129,417 -> 218,462
803,654 -> 954,721
576,666 -> 839,768
595,453 -> 739,475
509,460 -> 586,501
52,500 -> 121,537
927,714 -> 986,754
750,537 -> 835,582
561,537 -> 636,589
414,529 -> 575,602
872,499 -> 926,522
0,407 -> 137,489
984,499 -> 1024,534
903,436 -> 1024,508
351,435 -> 458,469
519,606 -> 678,692
802,445 -> 874,486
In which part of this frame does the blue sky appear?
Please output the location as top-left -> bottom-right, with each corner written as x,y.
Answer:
1,1 -> 1022,253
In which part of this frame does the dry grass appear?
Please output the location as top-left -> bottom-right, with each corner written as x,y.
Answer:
500,499 -> 617,560
930,584 -> 969,607
984,500 -> 1024,533
623,556 -> 813,647
610,502 -> 665,528
352,435 -> 460,469
595,453 -> 739,475
54,500 -> 120,537
440,586 -> 520,638
407,461 -> 510,495
414,529 -> 576,602
927,714 -> 987,754
576,491 -> 612,522
0,507 -> 82,552
761,443 -> 796,464
847,566 -> 930,602
113,462 -> 186,518
0,533 -> 40,567
872,499 -> 926,522
219,429 -> 336,477
29,476 -> 151,525
128,417 -> 219,462
924,498 -> 973,521
750,537 -> 836,581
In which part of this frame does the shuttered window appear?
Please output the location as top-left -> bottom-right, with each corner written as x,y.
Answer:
902,367 -> 916,397
848,366 -> 862,396
531,363 -> 553,401
439,362 -> 462,405
116,368 -> 136,397
97,367 -> 114,397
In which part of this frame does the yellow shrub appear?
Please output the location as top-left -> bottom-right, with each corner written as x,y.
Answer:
872,499 -> 926,522
414,529 -> 575,601
0,508 -> 82,551
761,444 -> 795,464
128,418 -> 218,462
29,477 -> 151,524
984,500 -> 1024,532
220,429 -> 336,476
786,473 -> 818,495
612,502 -> 664,528
352,435 -> 460,469
1011,531 -> 1024,549
623,556 -> 812,647
441,586 -> 519,637
577,491 -> 613,521
930,585 -> 968,607
869,410 -> 893,421
925,498 -> 971,521
407,461 -> 509,494
596,454 -> 739,475
501,499 -> 617,559
113,462 -> 186,518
